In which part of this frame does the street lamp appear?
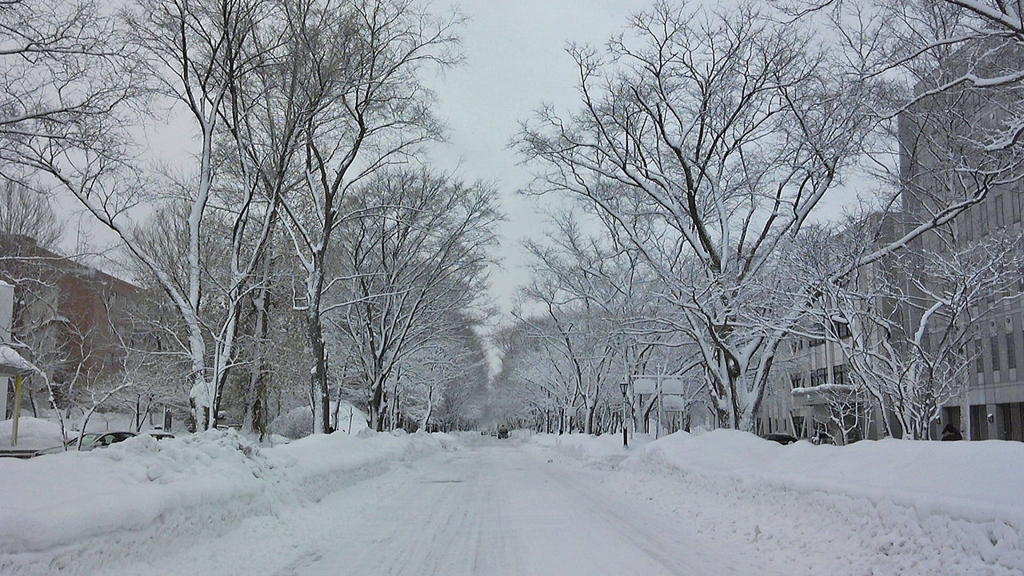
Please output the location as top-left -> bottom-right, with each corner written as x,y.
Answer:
619,380 -> 630,448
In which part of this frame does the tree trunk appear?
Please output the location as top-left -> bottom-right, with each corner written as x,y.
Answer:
585,400 -> 596,435
243,266 -> 272,439
369,380 -> 386,431
308,312 -> 330,434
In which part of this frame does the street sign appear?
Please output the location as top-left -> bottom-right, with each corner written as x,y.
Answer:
660,377 -> 685,395
632,376 -> 687,394
633,378 -> 657,395
661,394 -> 689,412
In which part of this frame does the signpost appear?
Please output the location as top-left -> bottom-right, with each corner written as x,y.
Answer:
631,374 -> 691,438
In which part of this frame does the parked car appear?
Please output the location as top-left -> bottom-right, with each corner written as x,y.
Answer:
762,433 -> 798,445
88,431 -> 138,448
36,431 -> 137,455
497,424 -> 509,439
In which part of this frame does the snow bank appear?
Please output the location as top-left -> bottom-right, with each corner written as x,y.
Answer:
532,430 -> 1024,575
628,429 -> 1024,521
270,400 -> 370,438
0,417 -> 64,450
529,431 -> 642,468
0,429 -> 457,575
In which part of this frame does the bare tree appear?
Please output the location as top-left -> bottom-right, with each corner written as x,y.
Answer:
279,0 -> 461,433
516,0 -> 1010,431
326,167 -> 498,431
119,0 -> 290,429
517,1 -> 884,431
50,0 -> 308,431
393,317 -> 487,431
0,0 -> 139,188
517,216 -> 642,434
492,320 -> 579,433
0,182 -> 63,250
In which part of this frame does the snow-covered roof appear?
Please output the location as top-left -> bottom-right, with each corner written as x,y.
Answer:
0,345 -> 40,377
792,383 -> 859,396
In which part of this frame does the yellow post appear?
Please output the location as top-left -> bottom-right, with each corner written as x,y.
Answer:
11,375 -> 22,446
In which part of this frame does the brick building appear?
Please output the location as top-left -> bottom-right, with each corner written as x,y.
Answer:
1,234 -> 140,416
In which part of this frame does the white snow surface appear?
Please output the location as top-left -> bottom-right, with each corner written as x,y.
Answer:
0,426 -> 1021,575
0,345 -> 39,376
0,417 -> 64,449
535,430 -> 1024,575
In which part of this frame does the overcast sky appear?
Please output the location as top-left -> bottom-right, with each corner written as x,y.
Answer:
426,0 -> 652,318
59,0 -> 862,322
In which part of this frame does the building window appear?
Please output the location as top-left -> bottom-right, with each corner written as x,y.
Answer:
994,194 -> 1005,228
979,202 -> 989,235
808,336 -> 826,348
970,404 -> 989,440
790,374 -> 803,389
1014,192 -> 1023,224
833,322 -> 851,339
976,339 -> 984,374
998,403 -> 1024,442
792,415 -> 805,437
1007,332 -> 1017,370
991,337 -> 1001,372
832,363 -> 848,386
810,367 -> 828,387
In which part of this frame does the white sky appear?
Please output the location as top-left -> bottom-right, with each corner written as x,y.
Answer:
425,0 -> 652,317
50,0 -> 877,337
56,0 -> 651,322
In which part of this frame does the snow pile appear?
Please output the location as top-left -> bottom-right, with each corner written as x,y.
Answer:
0,429 -> 457,575
534,430 -> 1024,575
0,417 -> 64,450
530,431 -> 643,468
628,430 -> 1024,519
270,400 -> 370,438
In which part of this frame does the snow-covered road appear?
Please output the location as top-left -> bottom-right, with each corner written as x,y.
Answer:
111,437 -> 731,576
4,428 -> 1022,575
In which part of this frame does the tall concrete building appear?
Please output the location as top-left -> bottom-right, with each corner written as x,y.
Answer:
898,52 -> 1024,442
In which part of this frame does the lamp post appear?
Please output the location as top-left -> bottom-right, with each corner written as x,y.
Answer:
619,379 -> 630,448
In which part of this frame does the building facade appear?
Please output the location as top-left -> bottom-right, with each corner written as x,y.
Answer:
1,234 -> 141,416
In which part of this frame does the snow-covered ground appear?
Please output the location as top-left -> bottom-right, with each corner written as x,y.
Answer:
1,423 -> 1021,575
535,430 -> 1024,575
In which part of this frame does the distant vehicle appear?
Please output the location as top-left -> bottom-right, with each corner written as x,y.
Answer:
36,431 -> 137,455
762,433 -> 798,445
497,424 -> 509,439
